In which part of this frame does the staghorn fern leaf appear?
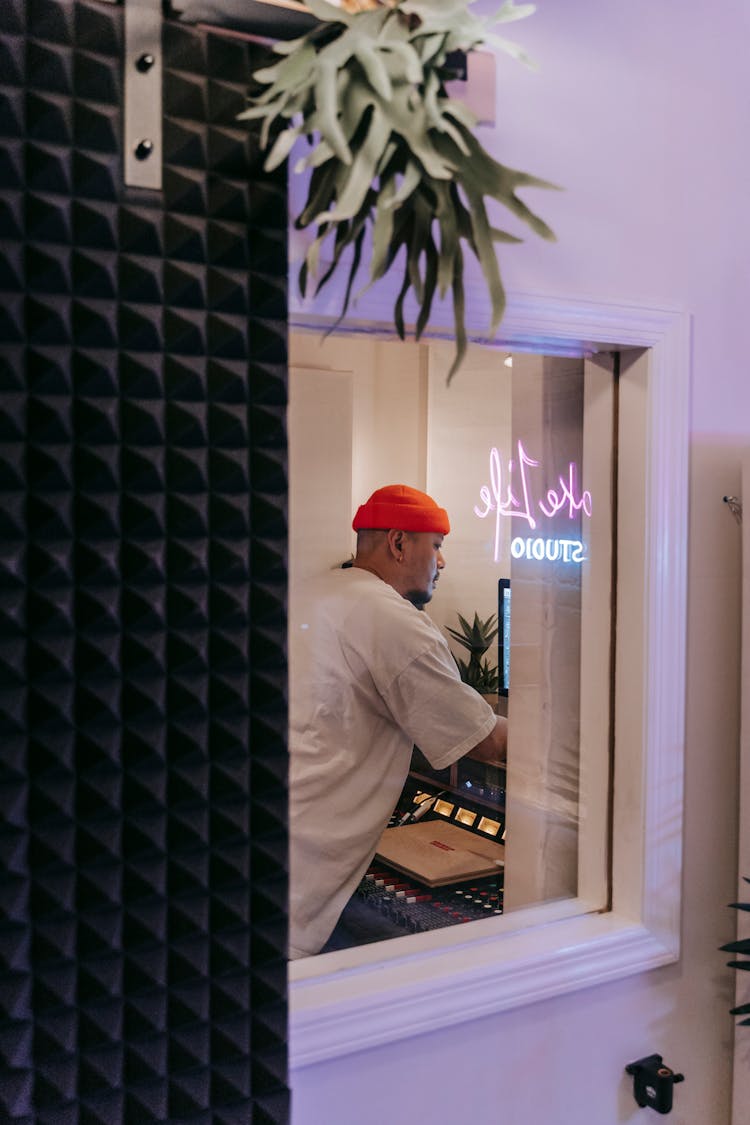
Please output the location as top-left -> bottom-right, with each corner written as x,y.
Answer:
721,938 -> 750,955
724,884 -> 750,1026
240,0 -> 557,380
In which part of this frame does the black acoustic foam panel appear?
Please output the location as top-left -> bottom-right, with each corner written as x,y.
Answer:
0,1 -> 289,1121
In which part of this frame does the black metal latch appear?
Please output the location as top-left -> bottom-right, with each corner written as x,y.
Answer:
625,1054 -> 685,1114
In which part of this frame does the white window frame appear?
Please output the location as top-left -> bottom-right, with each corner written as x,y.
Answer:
287,287 -> 690,1071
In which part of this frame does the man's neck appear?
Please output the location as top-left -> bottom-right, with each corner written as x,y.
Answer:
351,558 -> 387,582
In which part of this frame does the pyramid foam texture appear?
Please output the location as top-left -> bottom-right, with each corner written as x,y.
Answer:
0,1 -> 289,1120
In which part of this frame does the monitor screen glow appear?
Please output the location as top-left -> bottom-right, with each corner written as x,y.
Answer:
498,578 -> 511,697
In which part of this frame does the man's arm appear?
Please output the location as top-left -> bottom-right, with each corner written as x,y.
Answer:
466,715 -> 507,766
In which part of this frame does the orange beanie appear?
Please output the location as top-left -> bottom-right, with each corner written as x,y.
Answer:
352,484 -> 450,534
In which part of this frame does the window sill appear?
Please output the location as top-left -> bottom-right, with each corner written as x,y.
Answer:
289,905 -> 678,1069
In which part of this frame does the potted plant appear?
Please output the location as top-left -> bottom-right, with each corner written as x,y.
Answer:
445,610 -> 500,705
239,0 -> 556,380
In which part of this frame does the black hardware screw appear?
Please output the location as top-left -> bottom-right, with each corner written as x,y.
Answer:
134,139 -> 154,161
136,53 -> 156,73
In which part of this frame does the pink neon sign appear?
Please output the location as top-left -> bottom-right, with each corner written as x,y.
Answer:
474,441 -> 593,562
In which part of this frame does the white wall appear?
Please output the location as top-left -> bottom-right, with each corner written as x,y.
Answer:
290,1 -> 748,1120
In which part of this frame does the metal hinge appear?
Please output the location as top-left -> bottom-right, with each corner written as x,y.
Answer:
124,0 -> 163,190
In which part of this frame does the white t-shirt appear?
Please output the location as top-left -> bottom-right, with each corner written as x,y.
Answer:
288,567 -> 496,959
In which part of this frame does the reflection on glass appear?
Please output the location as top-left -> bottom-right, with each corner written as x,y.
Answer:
288,336 -> 615,956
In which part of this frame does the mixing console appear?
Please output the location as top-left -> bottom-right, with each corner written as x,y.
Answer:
321,778 -> 506,952
355,863 -> 504,935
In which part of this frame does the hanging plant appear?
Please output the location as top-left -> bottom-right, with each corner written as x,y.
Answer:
239,0 -> 557,380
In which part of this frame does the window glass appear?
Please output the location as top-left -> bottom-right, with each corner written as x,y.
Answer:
288,335 -> 615,956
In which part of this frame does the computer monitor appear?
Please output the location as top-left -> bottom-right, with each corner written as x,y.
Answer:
498,578 -> 511,697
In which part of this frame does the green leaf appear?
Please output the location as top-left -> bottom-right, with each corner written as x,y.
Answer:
337,224 -> 367,323
463,184 -> 506,332
296,162 -> 339,229
268,32 -> 311,58
406,195 -> 432,303
304,0 -> 353,25
386,161 -> 423,211
495,1 -> 537,23
439,126 -> 559,242
483,30 -> 537,69
315,60 -> 352,164
449,622 -> 500,688
294,137 -> 336,174
393,267 -> 412,341
354,43 -> 392,100
423,73 -> 471,155
313,232 -> 348,294
490,226 -> 524,244
316,106 -> 391,223
264,123 -> 302,172
302,223 -> 333,292
441,97 -> 478,134
252,39 -> 318,95
368,179 -> 398,284
380,38 -> 424,85
373,82 -> 457,181
405,244 -> 423,306
236,102 -> 274,122
447,254 -> 467,382
415,234 -> 438,339
721,939 -> 750,954
414,31 -> 450,67
434,184 -> 459,297
318,197 -> 373,294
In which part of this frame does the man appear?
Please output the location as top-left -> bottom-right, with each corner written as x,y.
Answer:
288,484 -> 507,959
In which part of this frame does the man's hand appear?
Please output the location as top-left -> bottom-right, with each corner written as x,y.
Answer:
466,715 -> 507,766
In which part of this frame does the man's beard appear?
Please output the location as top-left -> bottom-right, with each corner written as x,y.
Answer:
404,588 -> 432,609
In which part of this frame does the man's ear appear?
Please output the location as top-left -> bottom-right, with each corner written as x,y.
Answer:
386,528 -> 404,557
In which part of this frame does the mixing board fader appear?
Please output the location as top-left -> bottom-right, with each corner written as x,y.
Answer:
356,866 -> 504,935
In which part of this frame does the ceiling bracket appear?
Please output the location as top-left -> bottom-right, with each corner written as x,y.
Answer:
124,0 -> 163,190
